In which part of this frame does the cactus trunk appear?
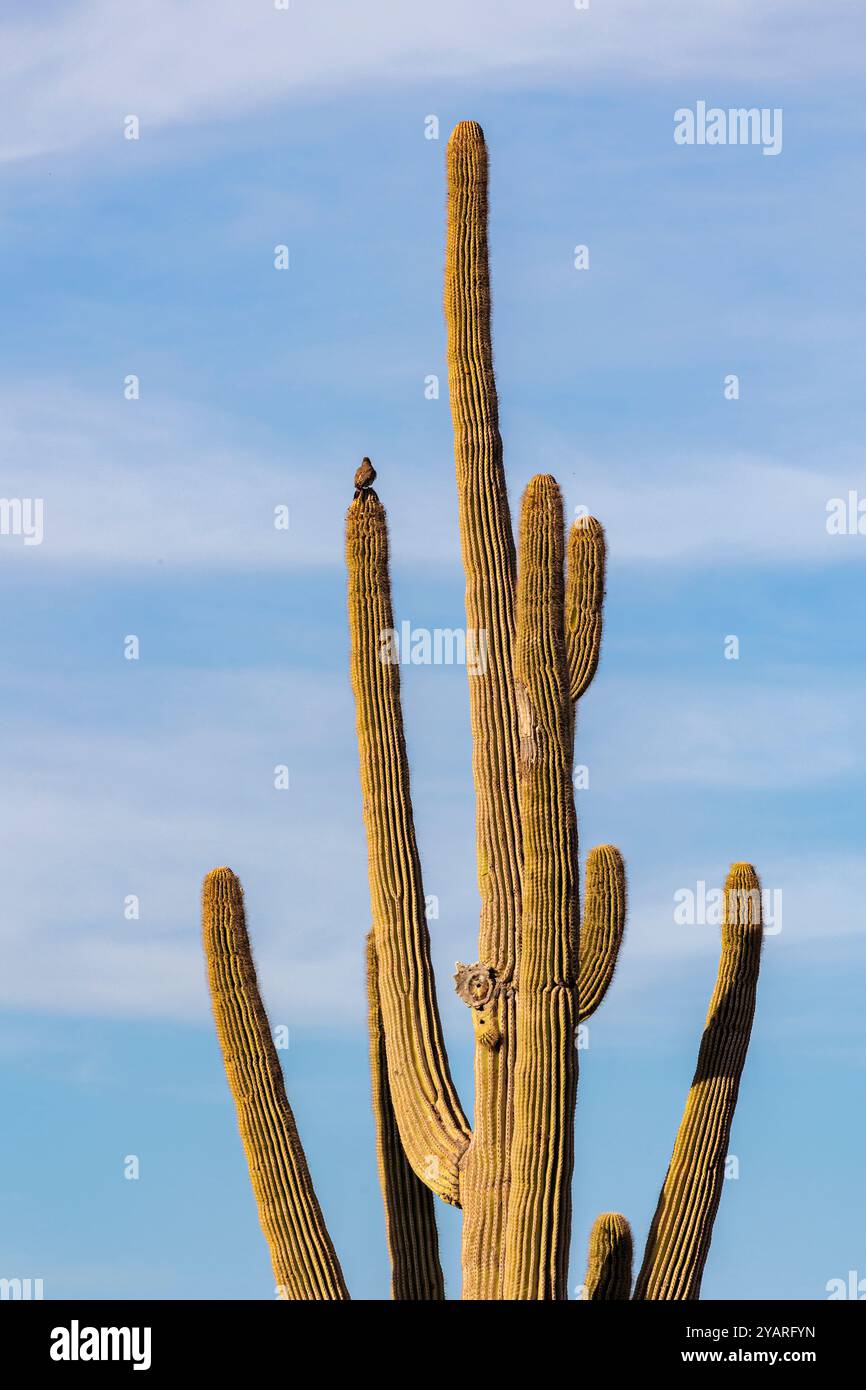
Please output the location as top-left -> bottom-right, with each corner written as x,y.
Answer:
503,476 -> 579,1299
444,119 -> 525,1300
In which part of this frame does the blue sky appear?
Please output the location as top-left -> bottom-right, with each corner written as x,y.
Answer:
0,1 -> 864,1299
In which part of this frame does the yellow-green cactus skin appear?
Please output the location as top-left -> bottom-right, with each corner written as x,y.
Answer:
584,1213 -> 633,1301
366,933 -> 445,1301
567,514 -> 606,703
345,486 -> 471,1208
201,121 -> 765,1302
579,845 -> 626,1024
633,864 -> 764,1300
503,475 -> 578,1299
201,868 -> 348,1300
444,120 -> 524,1301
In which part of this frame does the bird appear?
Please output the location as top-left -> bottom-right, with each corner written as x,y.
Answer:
354,457 -> 377,498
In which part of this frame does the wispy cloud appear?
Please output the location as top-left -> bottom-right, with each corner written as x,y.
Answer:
592,674 -> 865,789
1,1 -> 862,164
0,381 -> 859,573
0,658 -> 861,1023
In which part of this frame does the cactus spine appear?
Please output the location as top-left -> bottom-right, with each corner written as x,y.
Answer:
345,486 -> 470,1207
584,1213 -> 634,1301
633,864 -> 764,1299
366,933 -> 445,1300
202,868 -> 348,1300
201,121 -> 765,1301
444,120 -> 524,1301
503,475 -> 578,1299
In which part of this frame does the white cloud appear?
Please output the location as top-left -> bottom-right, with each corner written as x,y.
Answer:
0,1 -> 861,164
0,655 -> 861,1024
0,669 -> 370,1023
592,675 -> 864,789
0,382 -> 859,574
0,383 -> 364,572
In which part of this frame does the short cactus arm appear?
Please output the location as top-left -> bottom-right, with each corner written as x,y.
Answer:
578,844 -> 626,1023
346,487 -> 471,1208
565,518 -> 623,1019
566,515 -> 606,701
366,934 -> 445,1300
504,475 -> 579,1300
584,1212 -> 633,1300
202,868 -> 349,1300
634,863 -> 764,1300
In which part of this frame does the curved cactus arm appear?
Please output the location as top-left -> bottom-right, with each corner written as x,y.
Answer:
633,863 -> 764,1301
578,845 -> 626,1023
583,1213 -> 634,1300
202,868 -> 349,1300
366,933 -> 445,1301
346,486 -> 471,1209
504,475 -> 579,1300
566,515 -> 606,702
445,119 -> 524,1300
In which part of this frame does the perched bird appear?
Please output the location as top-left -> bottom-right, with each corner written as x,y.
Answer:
354,457 -> 377,498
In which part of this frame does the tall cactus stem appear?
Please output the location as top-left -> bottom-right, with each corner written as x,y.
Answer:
346,485 -> 471,1208
504,475 -> 579,1300
446,118 -> 524,1300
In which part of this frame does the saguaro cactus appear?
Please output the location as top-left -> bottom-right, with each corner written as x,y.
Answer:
201,121 -> 764,1301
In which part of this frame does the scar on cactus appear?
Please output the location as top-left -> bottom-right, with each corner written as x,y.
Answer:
201,120 -> 764,1300
454,962 -> 501,1050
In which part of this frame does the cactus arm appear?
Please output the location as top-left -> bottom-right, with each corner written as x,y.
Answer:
366,933 -> 446,1300
346,487 -> 471,1208
566,515 -> 606,702
503,475 -> 579,1300
633,863 -> 764,1300
583,1213 -> 634,1300
578,845 -> 626,1023
445,119 -> 524,1300
202,867 -> 349,1300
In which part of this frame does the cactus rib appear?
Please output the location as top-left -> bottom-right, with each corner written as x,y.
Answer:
578,844 -> 627,1022
504,475 -> 579,1300
584,1212 -> 634,1300
202,867 -> 348,1300
445,118 -> 524,1300
366,933 -> 445,1300
346,486 -> 471,1207
634,863 -> 764,1300
566,514 -> 606,702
